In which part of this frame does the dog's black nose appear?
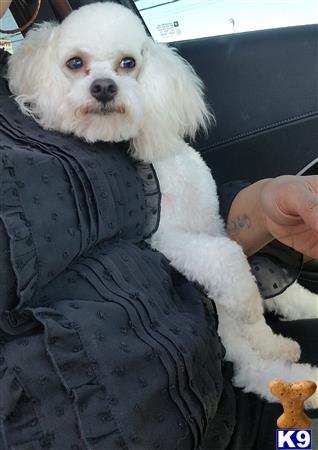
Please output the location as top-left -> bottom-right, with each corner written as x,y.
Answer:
90,78 -> 118,104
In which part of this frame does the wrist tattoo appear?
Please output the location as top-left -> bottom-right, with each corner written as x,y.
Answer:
227,213 -> 251,237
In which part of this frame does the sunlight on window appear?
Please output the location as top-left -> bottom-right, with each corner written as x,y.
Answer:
134,0 -> 318,42
0,9 -> 24,53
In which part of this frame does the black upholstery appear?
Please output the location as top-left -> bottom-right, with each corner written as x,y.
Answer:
175,24 -> 318,184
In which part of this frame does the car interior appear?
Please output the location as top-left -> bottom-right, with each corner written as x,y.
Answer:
1,0 -> 318,434
8,0 -> 315,293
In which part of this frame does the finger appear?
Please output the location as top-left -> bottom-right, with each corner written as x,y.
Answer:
288,186 -> 318,232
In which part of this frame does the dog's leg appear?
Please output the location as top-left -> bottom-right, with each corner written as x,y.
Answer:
152,148 -> 264,323
217,306 -> 318,409
151,229 -> 264,323
265,282 -> 318,320
218,305 -> 301,363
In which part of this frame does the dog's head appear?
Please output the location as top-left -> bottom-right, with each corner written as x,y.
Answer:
8,1 -> 212,161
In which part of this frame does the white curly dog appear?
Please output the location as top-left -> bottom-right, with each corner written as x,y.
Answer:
8,1 -> 318,408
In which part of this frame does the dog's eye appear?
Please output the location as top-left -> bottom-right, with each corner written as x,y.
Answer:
120,57 -> 136,69
66,57 -> 84,70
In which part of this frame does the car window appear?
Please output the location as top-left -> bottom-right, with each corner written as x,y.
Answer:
0,9 -> 24,53
133,0 -> 318,42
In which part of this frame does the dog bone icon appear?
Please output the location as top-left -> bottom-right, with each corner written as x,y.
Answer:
269,379 -> 317,429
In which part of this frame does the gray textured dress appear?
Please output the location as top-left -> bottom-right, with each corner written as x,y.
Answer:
0,96 -> 238,450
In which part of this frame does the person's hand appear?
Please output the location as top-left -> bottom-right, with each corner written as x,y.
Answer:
260,175 -> 318,259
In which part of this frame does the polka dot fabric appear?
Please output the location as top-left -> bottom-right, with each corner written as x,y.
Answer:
0,97 -> 160,330
0,97 -> 235,450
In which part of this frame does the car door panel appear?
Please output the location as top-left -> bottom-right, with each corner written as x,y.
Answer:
174,24 -> 318,183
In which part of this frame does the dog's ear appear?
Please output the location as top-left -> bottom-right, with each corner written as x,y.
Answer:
8,22 -> 61,125
132,37 -> 213,161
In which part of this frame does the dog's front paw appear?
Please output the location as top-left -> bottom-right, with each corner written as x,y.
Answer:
251,334 -> 301,362
240,319 -> 301,362
255,336 -> 301,362
277,338 -> 301,363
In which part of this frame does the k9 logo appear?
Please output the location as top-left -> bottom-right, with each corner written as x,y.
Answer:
276,429 -> 312,449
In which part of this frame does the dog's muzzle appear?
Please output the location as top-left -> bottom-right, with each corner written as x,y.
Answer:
90,78 -> 118,104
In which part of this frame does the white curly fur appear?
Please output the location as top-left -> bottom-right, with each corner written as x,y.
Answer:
8,1 -> 318,408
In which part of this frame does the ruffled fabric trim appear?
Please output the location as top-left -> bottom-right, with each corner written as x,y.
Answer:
135,162 -> 161,239
0,152 -> 38,310
249,241 -> 303,299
